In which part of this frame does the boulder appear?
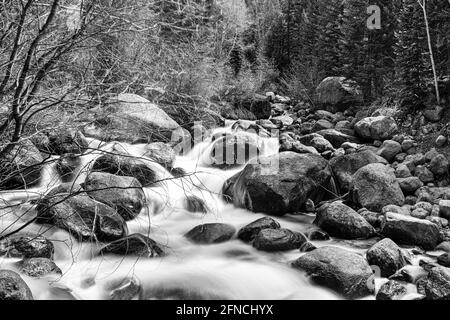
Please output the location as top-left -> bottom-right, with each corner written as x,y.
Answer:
358,209 -> 384,229
292,246 -> 374,298
381,213 -> 441,250
314,202 -> 375,239
366,238 -> 409,277
0,140 -> 43,189
351,163 -> 405,212
99,234 -> 165,258
185,196 -> 208,213
316,129 -> 359,148
0,233 -> 54,259
83,172 -> 145,221
437,253 -> 450,267
415,166 -> 434,183
439,200 -> 450,219
377,140 -> 402,162
0,270 -> 33,300
398,177 -> 424,194
226,152 -> 332,215
252,228 -> 307,252
416,187 -> 450,203
315,77 -> 363,111
429,154 -> 449,176
237,217 -> 280,242
18,258 -> 62,277
36,184 -> 127,242
354,116 -> 398,141
142,142 -> 176,169
330,150 -> 387,193
422,267 -> 450,300
376,280 -> 408,300
185,223 -> 236,244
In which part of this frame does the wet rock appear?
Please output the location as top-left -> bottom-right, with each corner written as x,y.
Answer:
376,280 -> 408,300
377,140 -> 402,162
142,142 -> 176,169
381,213 -> 441,250
358,209 -> 384,229
0,140 -> 43,189
436,241 -> 450,253
292,246 -> 374,298
253,228 -> 307,252
36,184 -> 127,242
314,201 -> 375,239
436,135 -> 448,148
389,265 -> 428,284
398,177 -> 424,194
0,270 -> 33,300
299,242 -> 317,252
18,258 -> 62,277
0,234 -> 54,259
429,154 -> 449,176
83,172 -> 145,221
306,228 -> 330,241
227,152 -> 332,216
330,150 -> 387,193
422,267 -> 450,300
437,253 -> 450,267
366,238 -> 409,277
99,234 -> 165,258
185,196 -> 208,213
237,217 -> 280,243
351,163 -> 405,212
109,277 -> 142,300
185,223 -> 236,244
210,132 -> 260,168
354,116 -> 398,141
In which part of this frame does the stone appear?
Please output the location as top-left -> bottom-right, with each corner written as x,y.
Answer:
395,165 -> 412,178
185,223 -> 236,244
316,129 -> 359,148
359,209 -> 384,229
99,234 -> 165,258
292,246 -> 374,298
185,196 -> 208,213
142,142 -> 176,169
439,200 -> 450,219
18,258 -> 62,277
366,238 -> 409,277
411,208 -> 429,219
437,253 -> 450,267
315,77 -> 363,111
398,177 -> 424,194
376,280 -> 408,300
377,140 -> 402,162
252,228 -> 307,252
237,217 -> 281,242
354,116 -> 398,141
305,228 -> 330,241
0,234 -> 54,259
46,128 -> 88,155
401,139 -> 415,152
429,154 -> 449,176
436,135 -> 448,148
422,267 -> 450,300
415,166 -> 434,184
0,270 -> 33,300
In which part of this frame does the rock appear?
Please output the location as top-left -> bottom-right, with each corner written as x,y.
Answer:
401,139 -> 415,152
389,265 -> 428,284
0,234 -> 54,259
92,145 -> 158,186
425,149 -> 441,162
312,119 -> 333,132
415,166 -> 434,184
395,165 -> 412,178
366,238 -> 409,277
423,106 -> 444,123
142,142 -> 176,169
292,246 -> 374,298
0,270 -> 33,300
306,228 -> 330,241
437,253 -> 450,267
330,150 -> 387,193
378,140 -> 402,162
351,163 -> 405,212
354,116 -> 398,141
272,115 -> 294,127
411,208 -> 429,219
83,172 -> 145,221
315,77 -> 363,111
359,209 -> 384,228
376,280 -> 408,300
237,217 -> 281,242
381,213 -> 441,250
429,154 -> 449,176
253,228 -> 307,252
439,200 -> 450,219
422,267 -> 450,300
315,110 -> 336,122
398,177 -> 424,194
47,128 -> 88,155
109,277 -> 142,300
18,258 -> 62,277
314,201 -> 375,239
56,154 -> 81,182
209,133 -> 260,168
185,223 -> 236,244
99,234 -> 165,258
436,135 -> 448,148
0,140 -> 43,189
316,129 -> 359,148
299,242 -> 317,252
185,196 -> 208,213
239,94 -> 272,119
221,103 -> 257,121
382,204 -> 410,216
416,186 -> 450,204
36,184 -> 127,242
227,152 -> 332,216
436,241 -> 450,252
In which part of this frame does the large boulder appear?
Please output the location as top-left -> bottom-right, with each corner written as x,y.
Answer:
99,234 -> 165,258
209,132 -> 260,168
84,93 -> 191,145
351,163 -> 405,212
185,223 -> 236,244
252,228 -> 307,252
36,184 -> 127,242
237,217 -> 281,242
0,140 -> 43,189
83,172 -> 145,221
142,142 -> 176,169
381,213 -> 441,250
292,246 -> 374,298
314,201 -> 375,239
315,77 -> 363,111
366,238 -> 409,277
422,267 -> 450,300
226,152 -> 332,216
330,149 -> 387,193
0,270 -> 33,300
0,233 -> 54,259
354,116 -> 398,141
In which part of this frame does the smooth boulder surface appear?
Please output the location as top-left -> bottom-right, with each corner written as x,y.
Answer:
330,149 -> 386,193
354,116 -> 398,141
0,233 -> 54,259
351,163 -> 405,212
314,201 -> 375,239
292,246 -> 374,298
185,223 -> 236,244
228,152 -> 332,216
252,228 -> 307,252
83,172 -> 145,221
36,184 -> 127,242
100,234 -> 165,258
0,270 -> 33,300
237,217 -> 281,242
366,238 -> 409,277
381,213 -> 441,250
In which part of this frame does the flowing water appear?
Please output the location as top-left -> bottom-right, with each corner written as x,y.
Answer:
0,121 -> 425,300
